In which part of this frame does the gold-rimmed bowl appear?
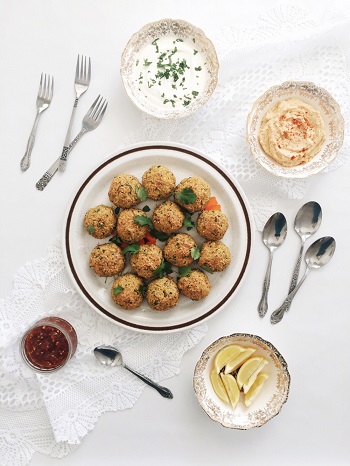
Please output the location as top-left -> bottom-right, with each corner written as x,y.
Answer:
246,81 -> 344,178
120,19 -> 219,119
193,333 -> 290,429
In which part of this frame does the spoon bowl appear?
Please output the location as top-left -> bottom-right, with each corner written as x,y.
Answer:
94,345 -> 173,399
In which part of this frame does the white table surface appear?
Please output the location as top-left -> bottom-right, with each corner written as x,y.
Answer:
1,0 -> 349,465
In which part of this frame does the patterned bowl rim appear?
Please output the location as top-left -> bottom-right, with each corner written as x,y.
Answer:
246,80 -> 344,178
193,332 -> 291,429
120,18 -> 219,119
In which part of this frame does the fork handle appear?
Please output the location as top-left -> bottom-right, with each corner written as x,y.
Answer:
58,97 -> 79,172
59,128 -> 87,171
36,158 -> 60,191
20,112 -> 40,172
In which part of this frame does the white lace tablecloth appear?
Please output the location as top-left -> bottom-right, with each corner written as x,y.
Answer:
1,3 -> 350,466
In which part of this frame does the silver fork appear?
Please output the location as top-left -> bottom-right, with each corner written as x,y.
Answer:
58,54 -> 91,171
20,73 -> 54,172
36,95 -> 108,191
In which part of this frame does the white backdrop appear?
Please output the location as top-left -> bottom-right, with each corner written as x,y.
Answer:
1,1 -> 350,465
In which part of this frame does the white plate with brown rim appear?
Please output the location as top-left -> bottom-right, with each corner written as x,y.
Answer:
120,19 -> 219,119
193,333 -> 290,429
246,81 -> 344,178
63,142 -> 254,333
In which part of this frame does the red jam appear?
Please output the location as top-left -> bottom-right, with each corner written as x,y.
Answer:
22,317 -> 77,371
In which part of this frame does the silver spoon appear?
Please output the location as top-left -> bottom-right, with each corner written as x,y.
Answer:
271,236 -> 336,324
94,346 -> 173,399
258,212 -> 288,318
285,201 -> 322,312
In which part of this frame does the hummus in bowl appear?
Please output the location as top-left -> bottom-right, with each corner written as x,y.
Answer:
246,81 -> 344,178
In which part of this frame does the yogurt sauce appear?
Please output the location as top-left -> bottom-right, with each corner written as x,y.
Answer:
134,35 -> 208,109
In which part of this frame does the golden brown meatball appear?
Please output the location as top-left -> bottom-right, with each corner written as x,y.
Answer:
196,210 -> 229,241
116,209 -> 149,243
174,177 -> 211,213
84,205 -> 117,239
146,277 -> 179,311
111,274 -> 144,310
163,233 -> 197,267
142,165 -> 176,200
177,270 -> 211,300
89,243 -> 125,277
198,241 -> 231,272
108,174 -> 143,208
152,201 -> 185,235
130,244 -> 163,279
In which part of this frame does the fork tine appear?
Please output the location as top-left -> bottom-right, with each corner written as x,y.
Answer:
91,96 -> 103,118
95,98 -> 106,120
87,95 -> 100,116
43,74 -> 47,98
83,55 -> 87,82
49,75 -> 54,101
38,73 -> 43,96
76,55 -> 80,81
80,55 -> 84,80
87,57 -> 91,84
96,101 -> 108,123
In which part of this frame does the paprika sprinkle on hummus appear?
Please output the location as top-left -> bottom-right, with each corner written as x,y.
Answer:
258,98 -> 326,167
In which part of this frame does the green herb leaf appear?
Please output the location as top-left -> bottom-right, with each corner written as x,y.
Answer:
192,90 -> 199,97
136,186 -> 148,202
134,215 -> 153,228
139,284 -> 148,295
178,266 -> 191,278
122,244 -> 140,255
143,58 -> 152,66
142,205 -> 151,212
152,38 -> 159,53
87,225 -> 95,234
109,234 -> 122,245
190,246 -> 201,260
136,59 -> 139,66
113,285 -> 124,296
195,66 -> 202,71
201,265 -> 213,274
153,260 -> 173,278
150,229 -> 170,242
193,49 -> 198,55
183,212 -> 195,231
176,187 -> 197,205
114,206 -> 121,215
176,38 -> 184,42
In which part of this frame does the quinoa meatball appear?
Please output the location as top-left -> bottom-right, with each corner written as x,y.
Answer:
197,210 -> 229,240
152,201 -> 185,235
177,270 -> 211,300
174,177 -> 211,213
84,205 -> 117,239
89,243 -> 125,277
142,165 -> 176,200
108,174 -> 143,208
116,209 -> 149,243
130,244 -> 163,278
198,241 -> 231,272
163,233 -> 197,267
111,274 -> 144,310
146,277 -> 179,311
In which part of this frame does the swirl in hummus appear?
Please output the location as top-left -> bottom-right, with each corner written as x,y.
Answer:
258,98 -> 326,167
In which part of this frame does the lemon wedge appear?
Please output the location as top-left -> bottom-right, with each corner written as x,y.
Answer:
210,369 -> 229,403
237,356 -> 269,394
244,373 -> 269,407
220,373 -> 240,410
214,345 -> 246,373
224,347 -> 256,374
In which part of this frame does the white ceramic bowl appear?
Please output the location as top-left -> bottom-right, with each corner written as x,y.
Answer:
121,19 -> 219,119
246,81 -> 344,178
63,143 -> 254,333
193,333 -> 290,429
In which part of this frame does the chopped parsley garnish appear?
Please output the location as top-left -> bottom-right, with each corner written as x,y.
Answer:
193,49 -> 198,55
176,187 -> 197,204
136,186 -> 148,201
183,212 -> 195,231
122,244 -> 140,255
142,205 -> 151,212
139,284 -> 148,295
150,229 -> 170,242
201,265 -> 213,274
134,215 -> 153,228
192,90 -> 199,97
114,207 -> 121,215
87,225 -> 95,234
109,234 -> 122,245
153,260 -> 173,278
136,59 -> 139,66
190,246 -> 201,260
194,66 -> 202,71
178,266 -> 191,278
143,58 -> 152,66
113,285 -> 124,295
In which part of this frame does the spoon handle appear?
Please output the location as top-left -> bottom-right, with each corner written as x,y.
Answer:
270,269 -> 309,324
124,364 -> 173,399
286,240 -> 305,312
258,251 -> 273,318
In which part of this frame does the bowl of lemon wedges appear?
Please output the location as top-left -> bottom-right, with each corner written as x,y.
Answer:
193,333 -> 290,429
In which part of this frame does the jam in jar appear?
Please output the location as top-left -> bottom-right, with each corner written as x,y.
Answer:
21,317 -> 77,372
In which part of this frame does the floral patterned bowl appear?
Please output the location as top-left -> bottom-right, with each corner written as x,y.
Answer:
193,333 -> 290,429
246,81 -> 344,178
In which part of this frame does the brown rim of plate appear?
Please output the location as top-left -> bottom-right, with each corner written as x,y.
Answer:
65,145 -> 252,332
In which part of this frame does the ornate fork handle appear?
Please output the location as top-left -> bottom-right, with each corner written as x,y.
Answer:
59,128 -> 86,171
270,268 -> 309,324
258,251 -> 273,318
123,364 -> 173,399
20,112 -> 40,172
286,240 -> 305,312
36,159 -> 60,191
58,97 -> 79,172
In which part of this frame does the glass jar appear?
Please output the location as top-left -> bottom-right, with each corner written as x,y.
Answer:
21,316 -> 78,373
